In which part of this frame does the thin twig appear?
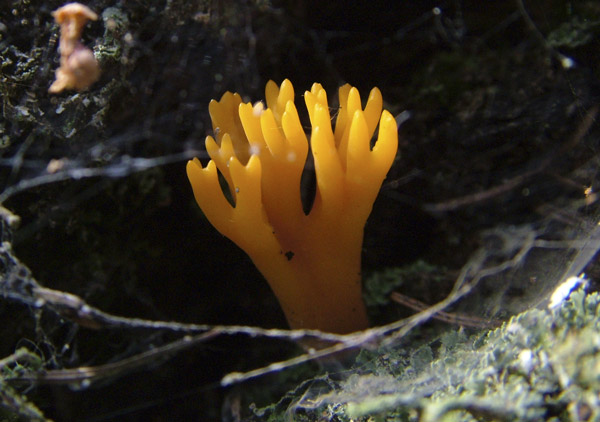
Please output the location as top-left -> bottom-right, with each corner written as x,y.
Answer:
424,105 -> 598,213
390,292 -> 498,329
0,151 -> 199,203
7,331 -> 218,387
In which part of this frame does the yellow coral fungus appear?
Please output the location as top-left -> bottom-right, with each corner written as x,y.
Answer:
187,79 -> 398,333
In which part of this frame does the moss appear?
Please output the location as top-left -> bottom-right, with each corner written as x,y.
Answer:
363,260 -> 444,308
249,286 -> 600,422
0,348 -> 48,421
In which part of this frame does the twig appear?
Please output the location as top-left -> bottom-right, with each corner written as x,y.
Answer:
7,331 -> 218,387
15,285 -> 347,343
0,151 -> 199,203
424,105 -> 598,213
390,292 -> 499,329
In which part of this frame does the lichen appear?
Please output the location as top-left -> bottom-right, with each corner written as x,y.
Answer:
249,285 -> 600,422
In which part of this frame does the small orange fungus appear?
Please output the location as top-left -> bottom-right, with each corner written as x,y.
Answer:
49,3 -> 100,93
